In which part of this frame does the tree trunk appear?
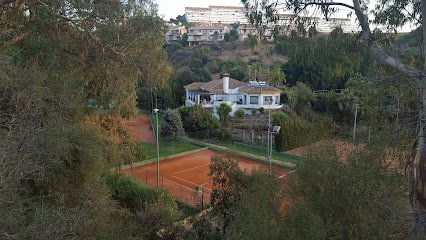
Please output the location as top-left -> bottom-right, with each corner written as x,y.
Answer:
412,0 -> 426,231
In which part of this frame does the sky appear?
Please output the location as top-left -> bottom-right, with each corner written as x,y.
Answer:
156,0 -> 417,32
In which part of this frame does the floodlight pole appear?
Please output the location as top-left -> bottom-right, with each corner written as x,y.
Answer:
268,100 -> 272,172
154,108 -> 160,188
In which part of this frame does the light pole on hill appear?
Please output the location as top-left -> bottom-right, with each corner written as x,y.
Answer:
153,108 -> 160,188
267,98 -> 281,172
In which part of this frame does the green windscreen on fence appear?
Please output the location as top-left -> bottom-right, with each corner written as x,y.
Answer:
233,142 -> 302,163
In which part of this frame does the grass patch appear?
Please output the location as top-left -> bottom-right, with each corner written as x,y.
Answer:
136,140 -> 203,162
217,142 -> 301,164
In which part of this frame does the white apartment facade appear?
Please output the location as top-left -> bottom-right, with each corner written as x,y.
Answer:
185,5 -> 358,34
187,25 -> 229,46
185,5 -> 248,25
184,74 -> 282,117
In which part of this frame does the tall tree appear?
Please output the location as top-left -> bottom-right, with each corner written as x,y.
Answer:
241,0 -> 426,229
0,0 -> 171,237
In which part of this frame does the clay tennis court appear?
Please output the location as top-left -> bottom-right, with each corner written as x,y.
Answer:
122,115 -> 155,143
121,149 -> 287,207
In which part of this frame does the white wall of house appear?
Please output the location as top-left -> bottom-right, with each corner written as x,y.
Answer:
185,87 -> 282,118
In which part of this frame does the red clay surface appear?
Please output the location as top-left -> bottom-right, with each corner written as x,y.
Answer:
122,115 -> 155,143
122,149 -> 287,206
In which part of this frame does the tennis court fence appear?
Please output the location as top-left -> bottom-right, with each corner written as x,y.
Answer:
136,169 -> 211,208
233,142 -> 302,162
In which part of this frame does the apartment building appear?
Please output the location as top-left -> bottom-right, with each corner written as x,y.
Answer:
184,5 -> 358,34
187,25 -> 229,46
165,25 -> 187,43
185,5 -> 248,24
236,25 -> 258,41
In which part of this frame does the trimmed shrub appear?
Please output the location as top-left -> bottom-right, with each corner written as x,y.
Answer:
235,108 -> 245,118
259,107 -> 265,113
160,109 -> 185,141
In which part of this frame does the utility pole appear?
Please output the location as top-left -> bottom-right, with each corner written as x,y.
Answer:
352,104 -> 359,149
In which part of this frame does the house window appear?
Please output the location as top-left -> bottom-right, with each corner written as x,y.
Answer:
275,96 -> 279,104
250,96 -> 259,104
263,96 -> 273,104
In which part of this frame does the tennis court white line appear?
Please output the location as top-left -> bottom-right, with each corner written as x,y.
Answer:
170,175 -> 212,192
277,170 -> 296,179
161,176 -> 199,191
200,181 -> 211,187
171,163 -> 210,176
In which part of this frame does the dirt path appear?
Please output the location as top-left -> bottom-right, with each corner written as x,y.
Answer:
122,115 -> 155,143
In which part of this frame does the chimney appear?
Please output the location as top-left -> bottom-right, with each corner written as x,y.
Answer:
222,73 -> 230,94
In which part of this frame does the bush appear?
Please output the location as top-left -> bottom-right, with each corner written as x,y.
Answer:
235,108 -> 245,118
160,109 -> 185,141
251,109 -> 257,115
259,107 -> 265,113
106,173 -> 181,237
177,105 -> 220,132
274,114 -> 332,151
287,82 -> 316,116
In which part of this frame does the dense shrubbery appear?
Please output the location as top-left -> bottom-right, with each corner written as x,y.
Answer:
287,82 -> 316,116
160,109 -> 185,141
177,105 -> 220,132
106,173 -> 181,237
277,29 -> 369,90
274,114 -> 332,151
282,145 -> 409,239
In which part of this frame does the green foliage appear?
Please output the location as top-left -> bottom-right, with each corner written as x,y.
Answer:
268,65 -> 286,86
244,34 -> 258,52
160,109 -> 185,141
0,57 -> 131,238
225,29 -> 239,42
287,82 -> 316,116
0,0 -> 172,238
178,105 -> 220,132
272,112 -> 288,152
217,103 -> 232,123
282,144 -> 409,239
106,173 -> 181,237
274,114 -> 332,151
106,173 -> 178,215
208,155 -> 282,239
279,31 -> 369,90
234,108 -> 245,118
259,107 -> 265,113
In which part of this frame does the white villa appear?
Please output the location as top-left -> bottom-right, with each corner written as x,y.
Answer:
184,74 -> 283,117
